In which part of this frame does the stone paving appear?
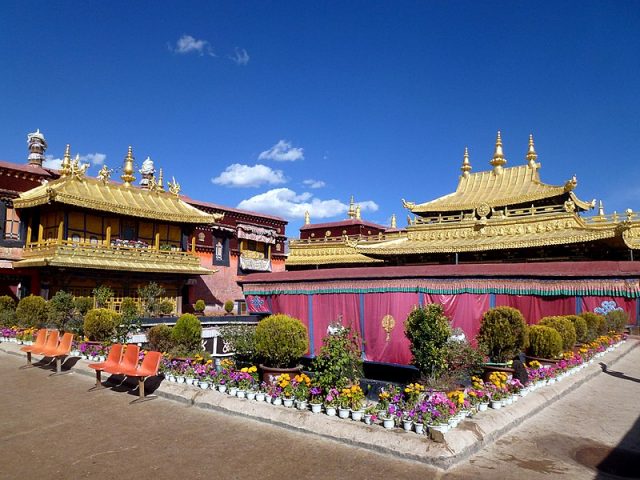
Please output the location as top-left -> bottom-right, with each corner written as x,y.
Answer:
1,340 -> 638,479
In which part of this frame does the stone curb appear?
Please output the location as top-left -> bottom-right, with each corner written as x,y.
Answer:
1,338 -> 637,470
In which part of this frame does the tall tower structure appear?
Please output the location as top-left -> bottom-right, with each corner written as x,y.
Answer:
27,129 -> 47,167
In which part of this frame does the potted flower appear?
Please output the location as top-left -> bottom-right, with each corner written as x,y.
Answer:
293,373 -> 311,410
255,381 -> 267,402
309,386 -> 324,413
277,373 -> 294,407
324,387 -> 339,416
401,408 -> 415,431
347,385 -> 365,421
254,315 -> 308,383
363,404 -> 378,425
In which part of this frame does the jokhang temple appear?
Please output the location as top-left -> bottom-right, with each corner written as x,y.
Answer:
241,132 -> 640,365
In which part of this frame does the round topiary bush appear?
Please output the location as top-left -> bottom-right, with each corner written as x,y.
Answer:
224,300 -> 234,314
527,325 -> 563,359
194,299 -> 206,313
171,313 -> 202,353
564,315 -> 588,344
147,324 -> 174,352
84,308 -> 120,342
605,310 -> 628,333
405,303 -> 452,379
579,312 -> 606,342
73,296 -> 94,316
0,295 -> 17,327
16,295 -> 48,328
476,306 -> 528,363
539,316 -> 577,351
254,314 -> 308,368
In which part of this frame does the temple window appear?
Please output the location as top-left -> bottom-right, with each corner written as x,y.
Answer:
4,207 -> 20,240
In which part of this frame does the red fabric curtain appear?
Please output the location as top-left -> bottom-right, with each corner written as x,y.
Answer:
580,296 -> 637,322
311,294 -> 361,355
495,295 -> 575,324
362,292 -> 419,365
424,294 -> 490,344
270,294 -> 311,354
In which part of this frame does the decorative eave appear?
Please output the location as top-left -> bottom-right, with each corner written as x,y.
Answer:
355,213 -> 619,256
14,175 -> 218,224
286,240 -> 384,266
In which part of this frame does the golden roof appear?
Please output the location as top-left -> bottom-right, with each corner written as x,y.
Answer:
286,240 -> 384,266
405,165 -> 593,214
355,213 -> 617,255
14,175 -> 219,224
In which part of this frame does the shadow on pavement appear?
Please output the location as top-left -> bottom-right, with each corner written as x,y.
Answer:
599,362 -> 640,384
590,414 -> 640,479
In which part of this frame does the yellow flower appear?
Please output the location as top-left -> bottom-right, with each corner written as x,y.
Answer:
241,367 -> 248,373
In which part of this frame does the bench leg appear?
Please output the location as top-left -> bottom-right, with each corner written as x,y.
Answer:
130,377 -> 156,404
49,357 -> 72,376
20,352 -> 35,369
88,370 -> 104,391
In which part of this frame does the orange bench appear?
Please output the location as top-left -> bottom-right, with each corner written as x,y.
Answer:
118,351 -> 163,403
87,344 -> 125,390
20,328 -> 48,366
39,332 -> 74,375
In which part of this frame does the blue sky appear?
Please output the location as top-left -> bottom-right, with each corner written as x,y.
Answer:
1,1 -> 639,234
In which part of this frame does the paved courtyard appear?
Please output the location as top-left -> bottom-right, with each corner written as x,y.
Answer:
0,343 -> 638,480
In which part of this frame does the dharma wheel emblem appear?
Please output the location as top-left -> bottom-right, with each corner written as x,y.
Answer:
476,202 -> 491,218
382,314 -> 395,342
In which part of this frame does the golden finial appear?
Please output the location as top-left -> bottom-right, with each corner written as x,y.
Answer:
347,195 -> 356,219
121,146 -> 136,187
304,211 -> 311,225
355,204 -> 361,220
168,176 -> 181,197
391,213 -> 397,229
598,200 -> 605,217
60,144 -> 72,176
526,133 -> 538,167
157,168 -> 164,191
97,165 -> 112,184
461,147 -> 472,177
490,131 -> 507,174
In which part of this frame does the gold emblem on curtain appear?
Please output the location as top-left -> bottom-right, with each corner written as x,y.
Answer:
382,314 -> 395,342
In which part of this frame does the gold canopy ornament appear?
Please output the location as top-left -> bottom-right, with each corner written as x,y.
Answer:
461,147 -> 472,177
390,213 -> 397,228
60,144 -> 72,177
97,165 -> 113,184
490,131 -> 507,174
382,314 -> 395,342
69,154 -> 88,180
121,146 -> 136,186
168,176 -> 181,197
526,134 -> 538,168
347,195 -> 356,219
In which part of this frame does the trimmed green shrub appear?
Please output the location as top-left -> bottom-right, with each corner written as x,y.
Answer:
527,325 -> 563,359
73,296 -> 94,316
579,312 -> 606,341
405,304 -> 452,379
443,337 -> 485,385
311,326 -> 363,390
605,310 -> 628,333
47,290 -> 76,330
147,324 -> 174,352
194,299 -> 206,313
254,314 -> 308,368
159,300 -> 174,316
171,313 -> 202,353
219,324 -> 257,362
92,285 -> 114,308
16,295 -> 48,328
84,308 -> 120,342
476,306 -> 527,363
539,316 -> 577,351
565,315 -> 588,343
0,295 -> 17,327
120,297 -> 140,323
224,300 -> 234,314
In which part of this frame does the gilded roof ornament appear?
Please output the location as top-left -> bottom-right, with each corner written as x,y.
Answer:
564,174 -> 578,192
60,144 -> 72,177
461,147 -> 472,177
121,146 -> 136,187
598,200 -> 605,217
355,204 -> 361,220
157,168 -> 164,191
347,195 -> 356,219
526,134 -> 538,168
304,211 -> 311,225
391,213 -> 397,229
97,165 -> 113,184
490,131 -> 507,174
69,154 -> 88,180
168,176 -> 181,197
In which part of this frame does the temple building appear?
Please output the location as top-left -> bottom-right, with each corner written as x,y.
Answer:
0,130 -> 287,314
241,133 -> 640,365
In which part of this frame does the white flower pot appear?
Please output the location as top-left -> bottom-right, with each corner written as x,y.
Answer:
247,391 -> 256,401
382,417 -> 395,429
283,398 -> 294,408
199,381 -> 209,390
236,390 -> 246,399
478,402 -> 489,412
310,403 -> 322,413
363,413 -> 373,424
351,410 -> 364,422
185,377 -> 195,386
296,400 -> 308,410
325,406 -> 336,416
338,407 -> 350,419
272,397 -> 282,406
217,384 -> 227,393
256,393 -> 265,402
402,420 -> 413,431
176,376 -> 185,384
414,423 -> 425,435
490,400 -> 502,409
229,387 -> 238,396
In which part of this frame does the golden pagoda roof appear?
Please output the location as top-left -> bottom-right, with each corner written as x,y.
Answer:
286,239 -> 384,266
355,213 -> 618,255
14,175 -> 218,224
405,165 -> 593,214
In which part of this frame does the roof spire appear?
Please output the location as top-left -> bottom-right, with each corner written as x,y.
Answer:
27,129 -> 47,167
390,213 -> 397,229
121,146 -> 136,187
526,133 -> 538,168
60,144 -> 72,176
347,195 -> 356,219
355,204 -> 361,220
598,200 -> 605,217
304,211 -> 311,225
461,146 -> 472,177
157,168 -> 164,191
490,131 -> 507,174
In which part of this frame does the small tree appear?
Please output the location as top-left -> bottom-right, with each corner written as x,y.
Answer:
73,296 -> 94,316
528,325 -> 563,359
138,282 -> 165,317
476,306 -> 527,363
47,290 -> 76,331
16,295 -> 48,328
224,300 -> 234,314
0,295 -> 17,327
92,285 -> 114,308
219,324 -> 257,363
194,299 -> 206,313
565,315 -> 588,343
84,308 -> 120,342
405,304 -> 452,380
539,316 -> 577,351
579,312 -> 606,342
171,313 -> 202,354
443,337 -> 485,386
254,314 -> 308,368
605,310 -> 628,333
114,297 -> 141,342
311,324 -> 363,391
147,324 -> 175,353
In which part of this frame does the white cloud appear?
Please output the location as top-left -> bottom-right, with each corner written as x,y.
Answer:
80,152 -> 106,166
303,179 -> 326,189
211,164 -> 286,188
43,155 -> 62,170
258,140 -> 304,162
237,188 -> 378,219
229,47 -> 250,65
170,34 -> 215,56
